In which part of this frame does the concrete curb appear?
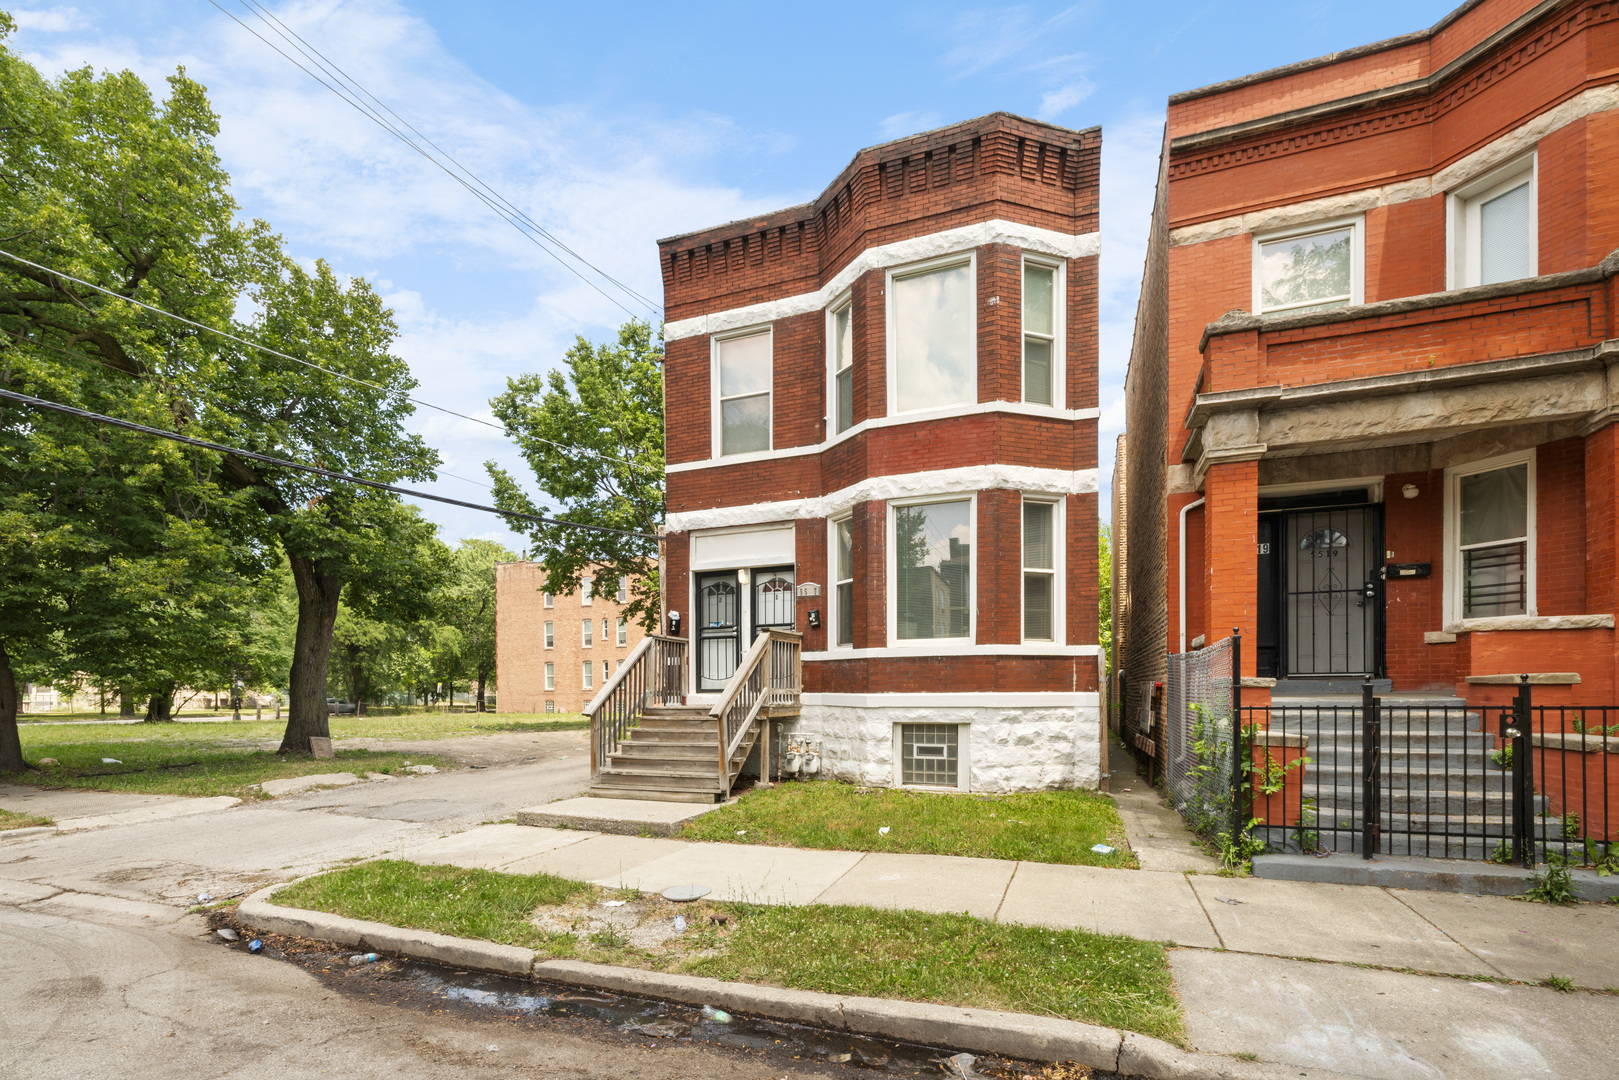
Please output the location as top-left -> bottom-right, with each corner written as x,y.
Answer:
236,888 -> 1359,1080
513,808 -> 684,838
0,826 -> 58,841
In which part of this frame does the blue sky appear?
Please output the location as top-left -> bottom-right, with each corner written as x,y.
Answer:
9,0 -> 1456,548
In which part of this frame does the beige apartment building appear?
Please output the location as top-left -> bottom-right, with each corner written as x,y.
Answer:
494,562 -> 645,714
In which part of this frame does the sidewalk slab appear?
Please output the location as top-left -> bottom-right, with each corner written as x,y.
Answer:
1106,741 -> 1220,874
1393,889 -> 1619,988
1254,851 -> 1619,902
395,823 -> 595,870
593,842 -> 864,905
23,889 -> 187,927
53,795 -> 242,832
515,796 -> 723,837
1172,947 -> 1619,1080
0,783 -> 200,820
499,833 -> 686,884
998,862 -> 1220,947
815,852 -> 1014,918
259,773 -> 368,797
1187,876 -> 1493,974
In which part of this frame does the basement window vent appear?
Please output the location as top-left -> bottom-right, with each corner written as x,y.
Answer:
901,723 -> 958,787
544,700 -> 555,714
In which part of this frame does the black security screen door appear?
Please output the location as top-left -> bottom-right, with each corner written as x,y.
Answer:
696,572 -> 740,692
1281,505 -> 1382,677
750,566 -> 796,641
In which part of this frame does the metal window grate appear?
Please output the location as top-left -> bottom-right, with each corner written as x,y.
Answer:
901,723 -> 958,787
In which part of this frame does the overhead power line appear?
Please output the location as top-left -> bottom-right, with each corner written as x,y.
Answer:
0,246 -> 660,476
211,0 -> 661,320
0,387 -> 662,542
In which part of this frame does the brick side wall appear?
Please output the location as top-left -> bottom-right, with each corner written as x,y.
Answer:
495,563 -> 644,714
1537,436 -> 1588,615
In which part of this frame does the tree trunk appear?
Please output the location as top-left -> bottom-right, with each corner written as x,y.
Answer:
476,670 -> 488,712
144,683 -> 175,722
0,642 -> 24,774
280,554 -> 344,754
118,688 -> 135,718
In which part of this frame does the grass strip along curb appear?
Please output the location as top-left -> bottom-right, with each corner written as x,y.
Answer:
240,870 -> 1353,1080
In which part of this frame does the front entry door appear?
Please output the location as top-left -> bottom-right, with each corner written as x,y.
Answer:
696,572 -> 740,692
750,566 -> 796,641
1283,506 -> 1381,676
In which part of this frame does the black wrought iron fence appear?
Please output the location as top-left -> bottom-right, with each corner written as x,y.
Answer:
1527,700 -> 1618,872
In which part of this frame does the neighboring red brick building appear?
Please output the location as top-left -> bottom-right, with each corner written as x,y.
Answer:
658,113 -> 1104,791
1121,0 -> 1619,713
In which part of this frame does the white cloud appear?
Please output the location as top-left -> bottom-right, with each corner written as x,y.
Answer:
11,7 -> 90,32
878,110 -> 944,140
1037,79 -> 1095,120
15,0 -> 805,547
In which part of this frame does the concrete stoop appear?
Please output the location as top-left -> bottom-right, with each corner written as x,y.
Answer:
237,884 -> 1355,1080
1253,851 -> 1619,901
513,795 -> 726,837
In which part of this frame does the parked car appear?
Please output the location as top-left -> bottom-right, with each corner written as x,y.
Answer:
326,698 -> 357,715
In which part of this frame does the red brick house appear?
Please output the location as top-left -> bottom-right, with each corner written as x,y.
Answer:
654,113 -> 1104,793
1119,0 -> 1619,718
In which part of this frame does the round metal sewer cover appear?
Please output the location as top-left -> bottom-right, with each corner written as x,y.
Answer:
661,884 -> 711,902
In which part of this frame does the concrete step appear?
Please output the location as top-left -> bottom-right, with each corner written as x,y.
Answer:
586,785 -> 721,804
614,742 -> 715,761
642,707 -> 712,719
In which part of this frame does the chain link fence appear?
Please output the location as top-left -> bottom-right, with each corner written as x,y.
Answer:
1162,636 -> 1238,846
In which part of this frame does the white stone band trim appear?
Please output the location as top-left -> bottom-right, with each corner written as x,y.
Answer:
666,464 -> 1099,532
665,219 -> 1100,342
803,643 -> 1102,661
667,401 -> 1101,474
1169,85 -> 1619,248
803,692 -> 1100,708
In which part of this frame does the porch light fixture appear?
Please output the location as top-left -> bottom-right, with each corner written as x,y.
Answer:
1403,484 -> 1419,499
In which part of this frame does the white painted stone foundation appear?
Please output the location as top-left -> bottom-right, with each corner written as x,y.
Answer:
784,696 -> 1102,792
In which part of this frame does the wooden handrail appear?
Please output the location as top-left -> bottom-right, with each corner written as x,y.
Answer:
588,633 -> 687,779
583,634 -> 657,717
708,631 -> 774,720
710,629 -> 802,796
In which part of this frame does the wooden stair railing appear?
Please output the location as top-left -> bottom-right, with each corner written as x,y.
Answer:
710,629 -> 802,796
585,634 -> 688,779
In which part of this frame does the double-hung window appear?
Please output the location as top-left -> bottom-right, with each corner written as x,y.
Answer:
1450,156 -> 1536,288
892,499 -> 972,642
580,576 -> 592,606
543,621 -> 554,649
1023,499 -> 1057,641
1450,453 -> 1534,620
889,257 -> 974,414
833,517 -> 854,647
581,619 -> 593,647
616,617 -> 628,646
582,661 -> 593,690
830,299 -> 854,434
544,662 -> 555,691
1022,259 -> 1058,406
542,590 -> 554,608
1254,218 -> 1361,314
714,329 -> 772,455
616,576 -> 628,603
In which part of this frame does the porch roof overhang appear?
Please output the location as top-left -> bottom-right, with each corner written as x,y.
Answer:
1183,339 -> 1619,487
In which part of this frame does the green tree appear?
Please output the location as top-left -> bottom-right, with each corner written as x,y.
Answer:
488,319 -> 664,632
442,538 -> 514,710
1098,522 -> 1113,673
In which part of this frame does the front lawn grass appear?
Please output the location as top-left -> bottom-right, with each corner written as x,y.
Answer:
681,781 -> 1137,867
0,808 -> 53,831
16,712 -> 586,740
269,860 -> 1181,1042
6,733 -> 450,799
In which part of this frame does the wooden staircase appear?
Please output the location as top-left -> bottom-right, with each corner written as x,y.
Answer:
584,630 -> 799,804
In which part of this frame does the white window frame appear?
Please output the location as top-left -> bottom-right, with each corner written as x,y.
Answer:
581,618 -> 593,648
829,514 -> 855,649
580,575 -> 593,606
617,616 -> 628,647
1021,254 -> 1065,410
544,662 -> 555,691
885,252 -> 978,417
616,576 -> 628,604
1021,495 -> 1064,644
1447,153 -> 1537,290
892,721 -> 970,792
542,590 -> 554,608
1442,447 -> 1537,626
543,621 -> 554,650
711,326 -> 773,457
582,661 -> 593,690
826,292 -> 855,438
1251,215 -> 1364,315
886,494 -> 977,648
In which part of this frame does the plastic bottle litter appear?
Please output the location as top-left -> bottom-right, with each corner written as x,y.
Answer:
1090,844 -> 1115,854
878,826 -> 891,836
197,892 -> 212,903
216,928 -> 239,942
700,1005 -> 732,1024
247,939 -> 264,954
101,758 -> 122,764
672,915 -> 686,934
602,900 -> 627,908
347,953 -> 380,966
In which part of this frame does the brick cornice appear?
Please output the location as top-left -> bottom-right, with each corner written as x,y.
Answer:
1167,0 -> 1616,183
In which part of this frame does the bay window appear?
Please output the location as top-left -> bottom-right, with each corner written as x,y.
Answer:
1023,499 -> 1057,641
833,516 -> 854,647
1254,218 -> 1361,314
830,299 -> 854,434
1023,259 -> 1057,406
890,257 -> 974,414
1450,156 -> 1536,288
714,329 -> 772,455
1447,451 -> 1535,622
